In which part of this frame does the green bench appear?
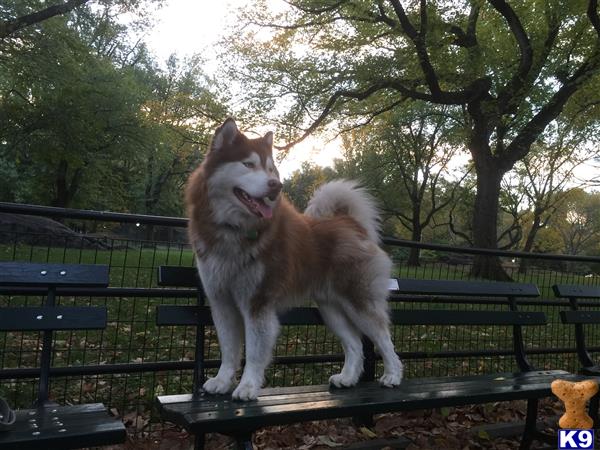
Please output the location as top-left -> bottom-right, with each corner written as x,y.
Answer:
155,266 -> 593,450
0,262 -> 126,450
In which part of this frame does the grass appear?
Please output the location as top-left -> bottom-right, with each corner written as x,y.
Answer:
0,243 -> 598,418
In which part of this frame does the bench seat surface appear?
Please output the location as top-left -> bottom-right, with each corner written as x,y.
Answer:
0,403 -> 126,450
157,369 -> 584,434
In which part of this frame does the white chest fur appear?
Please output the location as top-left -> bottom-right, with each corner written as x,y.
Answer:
195,234 -> 265,307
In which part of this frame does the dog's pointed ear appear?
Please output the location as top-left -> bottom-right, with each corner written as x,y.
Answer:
211,118 -> 239,152
263,131 -> 273,148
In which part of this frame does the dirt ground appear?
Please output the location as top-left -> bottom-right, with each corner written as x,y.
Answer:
102,398 -> 565,449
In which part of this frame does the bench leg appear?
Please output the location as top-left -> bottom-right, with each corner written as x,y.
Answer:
353,414 -> 374,428
519,399 -> 538,450
234,432 -> 253,450
193,433 -> 205,450
589,393 -> 599,428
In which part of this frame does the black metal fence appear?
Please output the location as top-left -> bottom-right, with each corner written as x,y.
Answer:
1,202 -> 600,434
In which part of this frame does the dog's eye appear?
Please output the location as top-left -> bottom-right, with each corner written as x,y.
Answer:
243,162 -> 255,169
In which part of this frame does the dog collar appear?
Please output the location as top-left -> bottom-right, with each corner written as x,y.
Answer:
220,223 -> 260,241
246,229 -> 259,240
0,397 -> 16,432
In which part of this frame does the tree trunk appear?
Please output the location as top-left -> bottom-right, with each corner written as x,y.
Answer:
518,215 -> 541,274
407,208 -> 422,266
471,163 -> 512,281
52,159 -> 82,208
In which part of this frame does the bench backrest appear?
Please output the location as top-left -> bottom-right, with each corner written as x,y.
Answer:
0,262 -> 110,405
553,284 -> 600,299
553,284 -> 600,324
0,262 -> 109,287
156,266 -> 544,389
156,305 -> 544,327
395,278 -> 540,297
553,283 -> 600,368
0,306 -> 107,331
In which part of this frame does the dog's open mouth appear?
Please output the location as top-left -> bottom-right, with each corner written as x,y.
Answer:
234,188 -> 273,219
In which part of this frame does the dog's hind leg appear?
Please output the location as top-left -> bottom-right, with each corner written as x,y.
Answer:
232,308 -> 280,401
340,301 -> 403,387
318,302 -> 364,387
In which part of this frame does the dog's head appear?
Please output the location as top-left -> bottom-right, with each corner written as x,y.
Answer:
202,118 -> 282,228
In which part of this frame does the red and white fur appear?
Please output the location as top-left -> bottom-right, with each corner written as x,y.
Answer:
186,118 -> 403,401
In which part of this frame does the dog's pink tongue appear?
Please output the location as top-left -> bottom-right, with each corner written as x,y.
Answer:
256,202 -> 273,219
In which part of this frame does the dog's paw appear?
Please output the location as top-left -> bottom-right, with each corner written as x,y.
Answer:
203,376 -> 234,394
329,373 -> 359,388
379,371 -> 403,388
232,382 -> 259,401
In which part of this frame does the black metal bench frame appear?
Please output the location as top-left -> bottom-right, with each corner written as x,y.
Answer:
0,262 -> 126,450
155,267 -> 594,450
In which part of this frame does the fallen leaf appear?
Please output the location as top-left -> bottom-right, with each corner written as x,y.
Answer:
359,427 -> 377,438
317,435 -> 343,447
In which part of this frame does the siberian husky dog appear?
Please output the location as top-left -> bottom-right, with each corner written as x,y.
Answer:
186,118 -> 403,401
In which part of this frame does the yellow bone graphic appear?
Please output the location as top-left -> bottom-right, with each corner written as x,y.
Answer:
551,379 -> 599,429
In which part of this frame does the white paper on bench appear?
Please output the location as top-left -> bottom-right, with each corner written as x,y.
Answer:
388,279 -> 399,291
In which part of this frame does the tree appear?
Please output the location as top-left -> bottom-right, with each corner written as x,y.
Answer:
0,1 -> 226,214
0,0 -> 158,39
225,0 -> 600,279
0,5 -> 151,208
504,121 -> 594,271
338,103 -> 467,265
553,189 -> 600,256
283,162 -> 337,210
137,55 -> 227,216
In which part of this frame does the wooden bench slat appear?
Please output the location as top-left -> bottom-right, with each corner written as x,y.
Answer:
0,403 -> 126,450
160,370 -> 568,414
157,306 -> 324,326
390,310 -> 546,326
156,305 -> 212,326
256,369 -> 563,397
158,266 -> 198,288
156,305 -> 546,327
559,310 -> 600,325
0,263 -> 109,287
0,307 -> 107,331
553,284 -> 600,299
396,279 -> 540,297
157,370 -> 574,434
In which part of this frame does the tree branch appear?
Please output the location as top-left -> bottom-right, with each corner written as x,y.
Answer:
447,204 -> 473,245
388,0 -> 442,98
487,0 -> 533,114
589,0 -> 600,39
504,48 -> 600,165
0,0 -> 89,39
276,81 -> 398,150
284,0 -> 348,15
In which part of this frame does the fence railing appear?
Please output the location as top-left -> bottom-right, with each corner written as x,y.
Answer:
1,202 -> 600,433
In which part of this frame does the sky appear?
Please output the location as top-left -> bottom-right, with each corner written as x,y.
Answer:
143,0 -> 344,179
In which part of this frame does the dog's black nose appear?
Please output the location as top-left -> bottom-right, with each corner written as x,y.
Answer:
268,180 -> 282,190
267,180 -> 282,200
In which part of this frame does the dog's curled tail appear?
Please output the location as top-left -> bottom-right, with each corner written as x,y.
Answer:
305,180 -> 382,242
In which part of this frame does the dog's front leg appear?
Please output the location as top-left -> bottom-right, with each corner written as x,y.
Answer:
202,295 -> 243,394
232,308 -> 280,401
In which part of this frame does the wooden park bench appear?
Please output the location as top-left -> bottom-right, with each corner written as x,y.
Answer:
0,262 -> 126,450
154,266 -> 594,450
